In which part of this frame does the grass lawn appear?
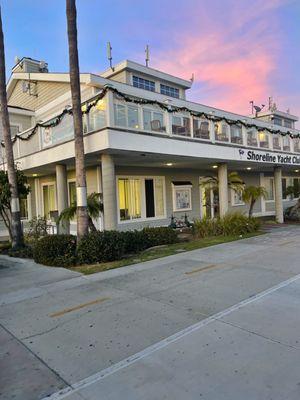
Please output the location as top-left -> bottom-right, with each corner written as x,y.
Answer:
71,231 -> 264,275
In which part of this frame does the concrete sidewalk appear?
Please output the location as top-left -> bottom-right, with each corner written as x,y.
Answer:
1,225 -> 300,399
51,274 -> 300,400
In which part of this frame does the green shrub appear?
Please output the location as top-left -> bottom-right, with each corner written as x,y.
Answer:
26,216 -> 48,240
122,230 -> 147,254
8,245 -> 33,259
193,212 -> 261,238
33,234 -> 76,267
142,227 -> 178,248
77,231 -> 125,264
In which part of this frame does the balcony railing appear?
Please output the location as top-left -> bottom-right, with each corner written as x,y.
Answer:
10,91 -> 300,160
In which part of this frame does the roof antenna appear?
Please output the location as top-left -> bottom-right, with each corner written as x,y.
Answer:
145,45 -> 150,67
107,42 -> 114,71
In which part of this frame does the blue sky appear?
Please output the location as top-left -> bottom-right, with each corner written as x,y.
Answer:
1,0 -> 300,117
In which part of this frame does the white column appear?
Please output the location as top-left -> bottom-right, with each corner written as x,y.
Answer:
56,164 -> 70,234
101,154 -> 117,230
218,163 -> 228,217
274,166 -> 284,223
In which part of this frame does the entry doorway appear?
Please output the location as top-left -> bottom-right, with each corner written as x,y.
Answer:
199,178 -> 219,219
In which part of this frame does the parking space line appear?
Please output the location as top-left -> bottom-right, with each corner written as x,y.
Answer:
49,297 -> 110,318
185,264 -> 219,275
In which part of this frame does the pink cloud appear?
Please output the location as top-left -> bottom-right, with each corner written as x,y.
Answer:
152,0 -> 289,115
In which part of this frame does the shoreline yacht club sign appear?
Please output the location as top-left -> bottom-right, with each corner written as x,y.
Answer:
238,148 -> 300,166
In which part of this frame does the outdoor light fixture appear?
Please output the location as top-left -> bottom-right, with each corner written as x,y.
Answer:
212,165 -> 218,169
32,173 -> 38,177
246,167 -> 252,170
295,169 -> 299,173
166,163 -> 173,166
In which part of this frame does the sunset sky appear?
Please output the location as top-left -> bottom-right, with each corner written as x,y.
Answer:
1,0 -> 299,118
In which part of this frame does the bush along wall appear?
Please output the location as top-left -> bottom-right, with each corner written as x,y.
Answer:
32,227 -> 179,267
192,212 -> 261,239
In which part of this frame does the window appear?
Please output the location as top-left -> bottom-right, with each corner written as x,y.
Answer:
160,84 -> 179,99
118,177 -> 165,221
193,119 -> 210,139
172,115 -> 191,136
230,124 -> 243,144
293,178 -> 300,198
273,117 -> 282,126
282,136 -> 290,152
294,138 -> 300,153
118,178 -> 141,221
232,189 -> 244,206
172,183 -> 192,212
145,178 -> 165,218
68,181 -> 76,205
88,99 -> 106,131
214,122 -> 229,142
20,197 -> 28,219
273,135 -> 281,150
143,109 -> 165,132
133,76 -> 155,92
265,178 -> 274,201
247,130 -> 258,147
282,178 -> 287,200
284,119 -> 292,129
42,184 -> 56,219
259,131 -> 269,148
114,104 -> 140,129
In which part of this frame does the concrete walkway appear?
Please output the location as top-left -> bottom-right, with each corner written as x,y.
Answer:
1,225 -> 300,399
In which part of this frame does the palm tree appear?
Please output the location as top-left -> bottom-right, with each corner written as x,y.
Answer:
57,192 -> 103,232
0,7 -> 23,248
242,186 -> 267,217
66,0 -> 88,240
201,171 -> 245,193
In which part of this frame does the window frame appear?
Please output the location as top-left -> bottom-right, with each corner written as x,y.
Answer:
41,181 -> 57,221
160,84 -> 179,99
116,175 -> 166,224
132,75 -> 155,92
172,184 -> 193,212
231,188 -> 245,206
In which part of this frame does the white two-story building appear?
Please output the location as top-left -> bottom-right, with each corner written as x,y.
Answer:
1,56 -> 300,236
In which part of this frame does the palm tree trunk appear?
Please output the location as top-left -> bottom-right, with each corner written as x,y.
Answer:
249,198 -> 255,218
0,7 -> 23,248
66,0 -> 88,241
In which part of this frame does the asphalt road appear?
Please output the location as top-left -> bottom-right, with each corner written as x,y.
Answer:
1,225 -> 300,400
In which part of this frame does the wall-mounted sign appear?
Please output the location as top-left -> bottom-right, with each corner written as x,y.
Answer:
238,148 -> 300,166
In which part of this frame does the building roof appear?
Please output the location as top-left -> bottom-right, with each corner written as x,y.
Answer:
100,59 -> 193,89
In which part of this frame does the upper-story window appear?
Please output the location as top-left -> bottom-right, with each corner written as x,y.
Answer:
132,76 -> 155,92
230,124 -> 243,144
143,108 -> 165,132
294,138 -> 300,153
272,134 -> 281,150
172,115 -> 191,137
214,121 -> 229,142
160,84 -> 179,99
273,117 -> 282,126
284,119 -> 292,129
247,129 -> 258,147
114,103 -> 140,129
193,118 -> 210,140
259,131 -> 269,148
282,135 -> 291,152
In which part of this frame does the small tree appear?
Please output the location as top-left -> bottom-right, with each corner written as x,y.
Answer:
242,186 -> 267,218
57,192 -> 103,232
0,169 -> 30,241
201,171 -> 245,193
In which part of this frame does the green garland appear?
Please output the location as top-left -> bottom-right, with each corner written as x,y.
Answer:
2,85 -> 299,148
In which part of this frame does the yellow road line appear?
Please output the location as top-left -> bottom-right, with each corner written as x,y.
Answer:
49,297 -> 110,318
185,264 -> 219,276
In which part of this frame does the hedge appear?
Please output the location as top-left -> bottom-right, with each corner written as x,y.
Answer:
32,227 -> 178,267
33,234 -> 76,267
